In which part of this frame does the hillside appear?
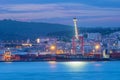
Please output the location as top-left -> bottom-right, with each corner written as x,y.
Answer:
0,20 -> 120,41
0,20 -> 73,40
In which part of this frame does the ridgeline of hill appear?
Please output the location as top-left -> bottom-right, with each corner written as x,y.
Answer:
0,20 -> 120,40
0,20 -> 73,40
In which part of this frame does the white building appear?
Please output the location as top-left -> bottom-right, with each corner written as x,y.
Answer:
87,33 -> 102,41
118,41 -> 120,48
84,45 -> 94,54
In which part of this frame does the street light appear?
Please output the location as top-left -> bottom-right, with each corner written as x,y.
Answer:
94,44 -> 101,54
50,45 -> 56,51
50,45 -> 56,54
95,44 -> 100,50
36,38 -> 40,43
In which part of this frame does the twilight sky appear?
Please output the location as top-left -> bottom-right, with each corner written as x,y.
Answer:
0,0 -> 120,27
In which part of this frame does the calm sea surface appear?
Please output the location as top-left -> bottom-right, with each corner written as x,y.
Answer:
0,61 -> 120,80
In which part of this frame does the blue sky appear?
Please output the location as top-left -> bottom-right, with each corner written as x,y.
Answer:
0,0 -> 120,27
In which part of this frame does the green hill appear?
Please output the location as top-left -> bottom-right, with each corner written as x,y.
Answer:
0,20 -> 73,40
0,20 -> 120,41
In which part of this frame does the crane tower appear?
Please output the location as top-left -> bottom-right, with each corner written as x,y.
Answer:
72,18 -> 84,55
73,18 -> 79,40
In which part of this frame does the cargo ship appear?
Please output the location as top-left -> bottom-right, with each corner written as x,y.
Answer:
0,52 -> 113,62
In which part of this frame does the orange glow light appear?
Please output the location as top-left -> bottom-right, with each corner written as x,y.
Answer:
50,45 -> 56,51
95,44 -> 100,50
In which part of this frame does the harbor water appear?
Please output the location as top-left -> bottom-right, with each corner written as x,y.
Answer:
0,61 -> 120,80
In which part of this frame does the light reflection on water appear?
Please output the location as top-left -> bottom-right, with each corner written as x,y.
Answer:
48,61 -> 87,71
64,62 -> 87,71
48,61 -> 57,68
0,61 -> 120,80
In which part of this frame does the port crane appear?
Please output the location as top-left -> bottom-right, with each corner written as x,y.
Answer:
72,18 -> 84,55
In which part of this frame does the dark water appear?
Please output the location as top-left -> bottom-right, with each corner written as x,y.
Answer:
0,61 -> 120,80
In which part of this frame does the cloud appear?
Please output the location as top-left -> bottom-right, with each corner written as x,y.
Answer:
0,3 -> 120,26
0,4 -> 63,11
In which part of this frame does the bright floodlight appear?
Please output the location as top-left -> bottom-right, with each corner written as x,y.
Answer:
73,18 -> 79,40
95,44 -> 100,50
36,38 -> 40,43
50,45 -> 56,51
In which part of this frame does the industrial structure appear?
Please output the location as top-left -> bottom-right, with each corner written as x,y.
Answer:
3,50 -> 12,61
72,18 -> 84,55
